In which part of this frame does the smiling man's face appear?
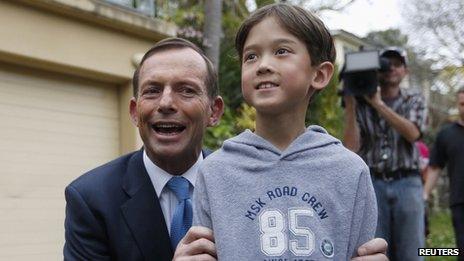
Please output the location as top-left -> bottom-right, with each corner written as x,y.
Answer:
130,47 -> 222,174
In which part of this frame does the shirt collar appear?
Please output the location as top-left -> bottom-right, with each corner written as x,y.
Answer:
143,150 -> 203,198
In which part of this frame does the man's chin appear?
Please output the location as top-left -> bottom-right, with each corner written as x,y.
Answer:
150,144 -> 185,158
149,140 -> 201,158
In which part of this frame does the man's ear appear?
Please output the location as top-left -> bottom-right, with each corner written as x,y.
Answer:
311,61 -> 334,90
208,96 -> 224,127
129,97 -> 139,127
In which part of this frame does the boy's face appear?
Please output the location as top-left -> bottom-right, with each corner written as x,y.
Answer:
240,16 -> 319,115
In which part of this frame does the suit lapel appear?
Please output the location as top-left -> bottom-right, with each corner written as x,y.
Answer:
121,150 -> 173,260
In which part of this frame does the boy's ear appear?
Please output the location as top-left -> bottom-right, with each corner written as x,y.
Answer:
311,61 -> 334,90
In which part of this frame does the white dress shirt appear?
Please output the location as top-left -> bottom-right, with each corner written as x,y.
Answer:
143,150 -> 203,234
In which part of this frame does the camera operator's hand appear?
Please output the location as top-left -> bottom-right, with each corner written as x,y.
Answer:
363,87 -> 385,109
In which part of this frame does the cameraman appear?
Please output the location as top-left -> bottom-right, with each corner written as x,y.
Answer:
343,48 -> 428,260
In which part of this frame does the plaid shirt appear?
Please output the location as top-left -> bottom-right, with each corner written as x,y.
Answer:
356,89 -> 427,173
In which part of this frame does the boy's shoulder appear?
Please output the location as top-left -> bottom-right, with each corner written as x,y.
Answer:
198,130 -> 271,175
318,143 -> 371,189
337,143 -> 370,173
307,126 -> 369,176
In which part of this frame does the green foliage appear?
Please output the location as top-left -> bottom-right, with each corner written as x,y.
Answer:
171,4 -> 205,48
306,65 -> 344,138
204,102 -> 256,150
218,43 -> 242,110
256,0 -> 277,8
363,29 -> 408,48
426,210 -> 456,261
235,103 -> 256,131
363,29 -> 420,85
204,106 -> 236,149
218,8 -> 246,111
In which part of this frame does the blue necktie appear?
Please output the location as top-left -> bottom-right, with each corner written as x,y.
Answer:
166,177 -> 192,249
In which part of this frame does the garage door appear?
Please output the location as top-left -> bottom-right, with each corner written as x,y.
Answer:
0,63 -> 120,260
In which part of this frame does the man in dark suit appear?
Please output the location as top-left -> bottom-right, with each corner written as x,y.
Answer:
64,38 -> 224,260
64,38 -> 388,261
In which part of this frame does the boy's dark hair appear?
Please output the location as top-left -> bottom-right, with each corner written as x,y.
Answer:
235,3 -> 336,66
132,37 -> 218,99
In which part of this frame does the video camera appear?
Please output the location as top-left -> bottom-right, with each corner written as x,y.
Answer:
340,50 -> 392,96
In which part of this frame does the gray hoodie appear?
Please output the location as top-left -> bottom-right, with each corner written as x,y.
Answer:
194,126 -> 377,260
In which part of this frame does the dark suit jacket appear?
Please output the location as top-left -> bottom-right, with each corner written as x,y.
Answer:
64,149 -> 210,261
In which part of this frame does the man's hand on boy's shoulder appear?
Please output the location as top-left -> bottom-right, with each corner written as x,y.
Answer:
352,238 -> 389,261
173,226 -> 217,261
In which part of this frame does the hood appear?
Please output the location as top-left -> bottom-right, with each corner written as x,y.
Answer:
222,125 -> 341,161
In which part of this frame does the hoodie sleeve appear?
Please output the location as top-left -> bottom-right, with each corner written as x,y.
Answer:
192,168 -> 213,229
348,166 -> 378,258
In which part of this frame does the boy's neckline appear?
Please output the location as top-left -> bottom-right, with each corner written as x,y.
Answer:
249,129 -> 307,155
254,107 -> 308,151
245,125 -> 332,156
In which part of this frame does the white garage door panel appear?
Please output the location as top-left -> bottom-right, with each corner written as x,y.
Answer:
0,104 -> 119,139
1,244 -> 62,260
0,63 -> 121,261
0,71 -> 117,116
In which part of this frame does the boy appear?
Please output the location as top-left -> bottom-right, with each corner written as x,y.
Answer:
193,3 -> 377,260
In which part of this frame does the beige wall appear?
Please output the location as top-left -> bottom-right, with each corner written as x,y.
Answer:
119,82 -> 144,153
0,1 -> 174,259
0,0 -> 174,153
0,61 -> 121,261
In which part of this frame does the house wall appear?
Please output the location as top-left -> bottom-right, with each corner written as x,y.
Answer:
0,1 -> 175,259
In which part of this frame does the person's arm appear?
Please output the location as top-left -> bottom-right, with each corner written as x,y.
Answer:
344,95 -> 361,152
64,185 -> 110,261
425,128 -> 447,201
423,166 -> 442,201
364,89 -> 420,143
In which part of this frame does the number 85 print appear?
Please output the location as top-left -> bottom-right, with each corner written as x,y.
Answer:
259,208 -> 328,257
